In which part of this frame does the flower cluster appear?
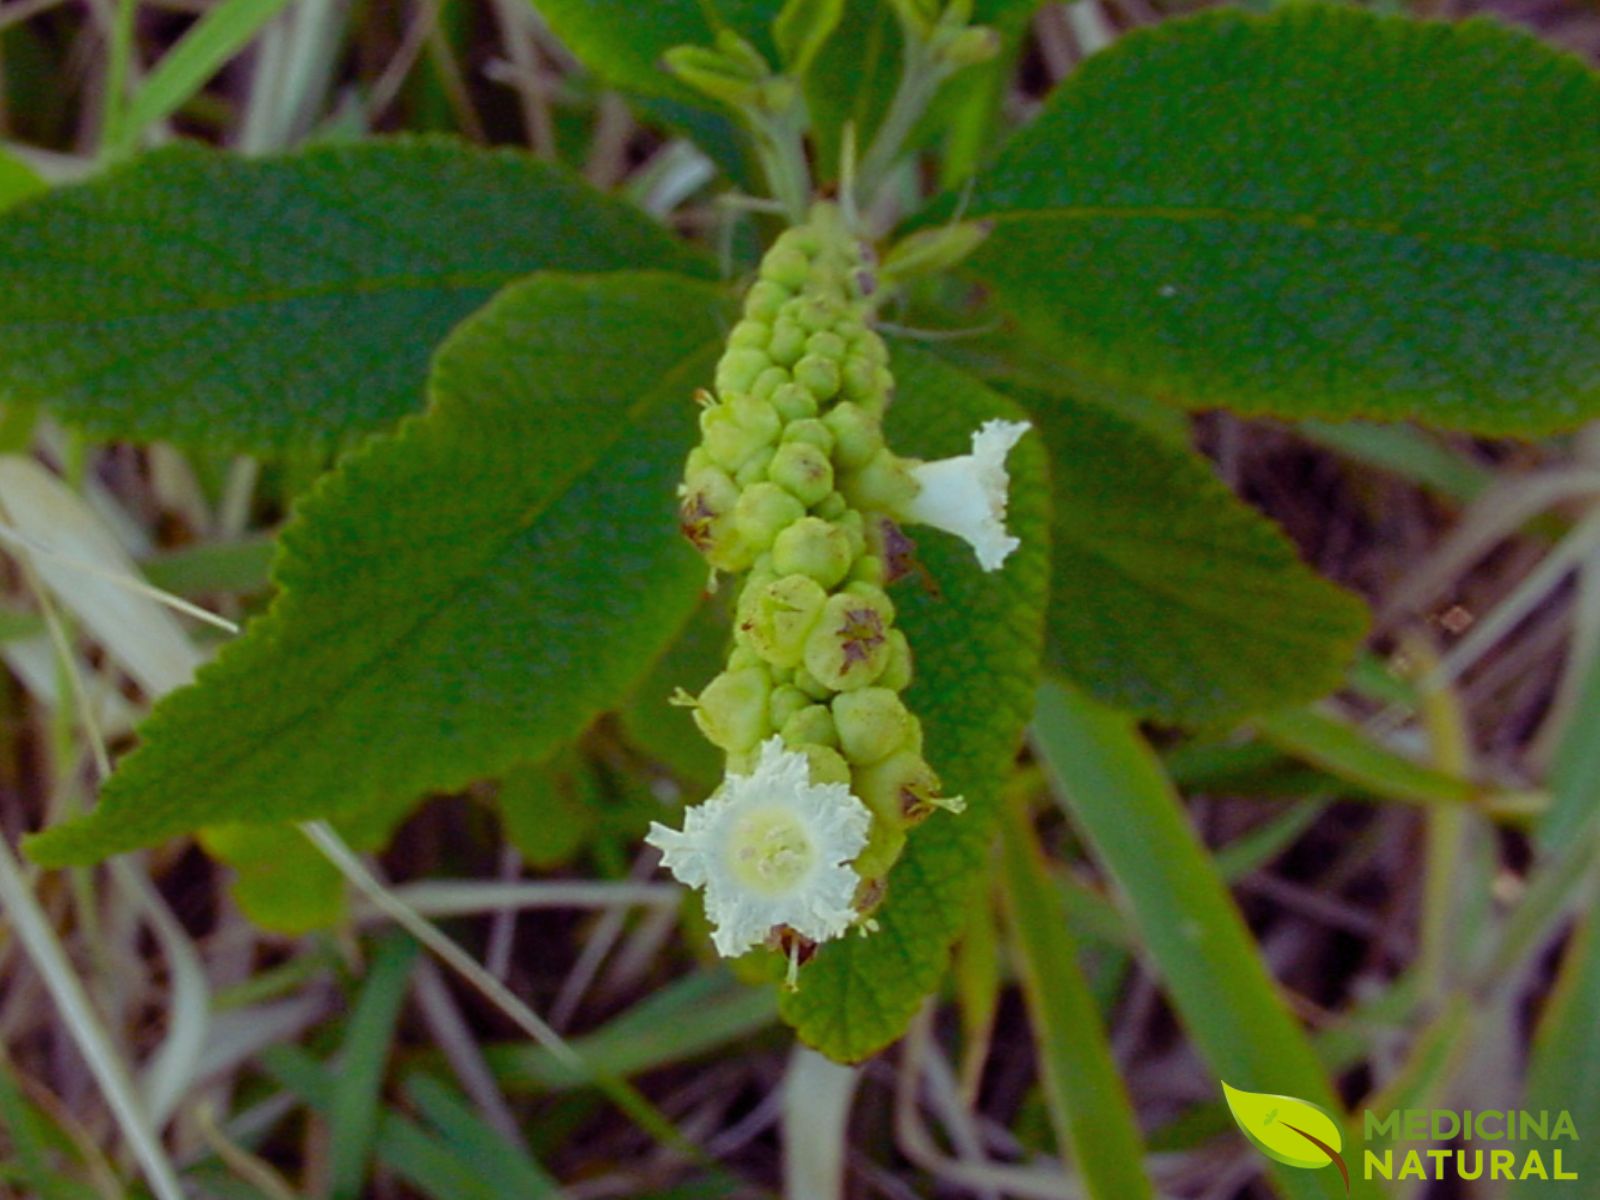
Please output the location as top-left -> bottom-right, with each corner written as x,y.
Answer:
647,202 -> 1027,968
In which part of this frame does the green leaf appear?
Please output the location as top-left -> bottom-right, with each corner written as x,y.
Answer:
999,800 -> 1153,1200
331,935 -> 419,1200
1032,391 -> 1366,725
962,6 -> 1600,434
774,0 -> 845,78
779,347 -> 1050,1062
530,0 -> 781,103
1514,916 -> 1600,1197
0,148 -> 44,211
1032,679 -> 1379,1200
0,139 -> 708,450
25,273 -> 728,866
497,750 -> 600,869
618,595 -> 729,791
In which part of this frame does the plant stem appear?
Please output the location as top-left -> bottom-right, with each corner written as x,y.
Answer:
857,34 -> 944,209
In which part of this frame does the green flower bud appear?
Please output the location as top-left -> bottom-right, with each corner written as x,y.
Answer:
781,418 -> 834,452
878,628 -> 914,691
805,330 -> 847,362
700,396 -> 780,470
693,667 -> 771,752
822,401 -> 883,469
735,481 -> 806,550
751,365 -> 789,401
855,748 -> 945,824
781,703 -> 839,749
772,516 -> 853,588
771,381 -> 818,422
793,295 -> 840,333
851,819 -> 907,884
836,509 -> 867,559
768,441 -> 834,507
679,467 -> 751,570
733,445 -> 775,488
768,320 -> 807,366
740,573 -> 827,668
814,490 -> 849,520
804,590 -> 892,690
800,743 -> 852,787
728,318 -> 771,349
851,328 -> 889,366
727,643 -> 763,671
842,448 -> 919,512
840,353 -> 882,402
794,664 -> 833,701
794,353 -> 841,401
832,687 -> 910,765
769,683 -> 812,730
761,244 -> 812,290
716,347 -> 771,395
745,281 -> 791,323
773,226 -> 821,258
850,555 -> 886,586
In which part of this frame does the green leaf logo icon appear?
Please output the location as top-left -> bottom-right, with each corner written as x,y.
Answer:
1222,1082 -> 1349,1193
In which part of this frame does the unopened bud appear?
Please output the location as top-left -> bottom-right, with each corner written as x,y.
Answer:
804,590 -> 893,690
735,481 -> 806,551
741,573 -> 827,668
768,441 -> 834,507
693,667 -> 772,752
833,687 -> 911,765
772,516 -> 853,588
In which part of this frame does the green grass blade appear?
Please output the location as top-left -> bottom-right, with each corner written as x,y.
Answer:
1513,916 -> 1600,1196
1031,679 -> 1377,1200
476,969 -> 778,1092
110,0 -> 296,154
404,1074 -> 560,1199
329,934 -> 419,1200
999,800 -> 1154,1200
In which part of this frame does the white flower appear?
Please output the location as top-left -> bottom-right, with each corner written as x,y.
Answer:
901,419 -> 1030,572
645,737 -> 872,957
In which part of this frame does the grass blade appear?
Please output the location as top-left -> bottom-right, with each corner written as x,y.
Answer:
1031,679 -> 1376,1200
110,0 -> 295,153
999,797 -> 1154,1200
329,934 -> 419,1200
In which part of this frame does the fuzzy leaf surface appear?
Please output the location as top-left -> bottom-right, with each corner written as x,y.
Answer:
0,140 -> 707,449
1030,391 -> 1368,725
964,6 -> 1600,433
26,273 -> 726,865
779,348 -> 1049,1061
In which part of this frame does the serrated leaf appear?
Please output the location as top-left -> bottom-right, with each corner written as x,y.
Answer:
1221,1083 -> 1344,1172
531,0 -> 781,103
779,347 -> 1049,1062
0,139 -> 708,450
25,273 -> 728,866
618,594 -> 729,791
497,749 -> 600,869
1033,392 -> 1367,725
962,6 -> 1600,434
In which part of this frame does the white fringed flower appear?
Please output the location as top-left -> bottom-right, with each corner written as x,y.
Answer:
645,737 -> 872,957
901,419 -> 1030,571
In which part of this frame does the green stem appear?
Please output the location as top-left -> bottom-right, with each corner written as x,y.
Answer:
857,35 -> 944,209
753,108 -> 812,225
101,0 -> 140,159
